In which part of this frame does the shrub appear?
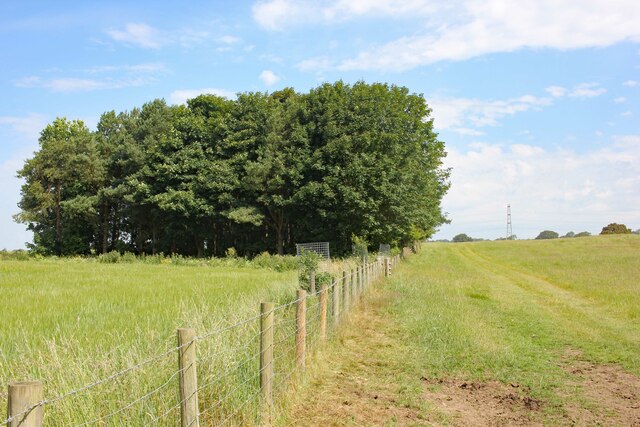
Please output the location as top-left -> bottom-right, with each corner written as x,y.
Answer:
600,223 -> 632,235
352,234 -> 368,261
121,252 -> 136,263
535,230 -> 559,240
98,250 -> 121,263
297,249 -> 322,289
575,231 -> 591,237
251,252 -> 298,272
453,233 -> 473,242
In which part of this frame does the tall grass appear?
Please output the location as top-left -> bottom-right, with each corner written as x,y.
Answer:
0,259 -> 298,424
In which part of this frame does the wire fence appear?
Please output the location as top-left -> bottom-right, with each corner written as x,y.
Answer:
2,253 -> 405,426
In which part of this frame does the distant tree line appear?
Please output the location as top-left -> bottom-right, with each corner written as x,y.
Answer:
15,81 -> 450,257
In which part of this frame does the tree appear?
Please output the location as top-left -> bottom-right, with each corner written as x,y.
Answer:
15,118 -> 103,255
535,230 -> 559,240
575,231 -> 591,237
600,223 -> 631,235
15,82 -> 450,257
452,233 -> 473,242
562,231 -> 575,238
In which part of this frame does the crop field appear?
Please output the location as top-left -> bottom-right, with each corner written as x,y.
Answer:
285,235 -> 640,426
0,259 -> 299,424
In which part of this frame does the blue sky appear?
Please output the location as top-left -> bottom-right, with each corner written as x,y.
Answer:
1,0 -> 639,248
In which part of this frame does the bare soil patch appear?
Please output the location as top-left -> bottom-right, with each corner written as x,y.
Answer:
421,378 -> 544,426
420,351 -> 640,427
560,350 -> 640,426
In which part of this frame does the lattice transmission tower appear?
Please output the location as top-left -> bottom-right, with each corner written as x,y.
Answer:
506,204 -> 513,239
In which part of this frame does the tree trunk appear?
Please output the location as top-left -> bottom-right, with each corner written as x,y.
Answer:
101,203 -> 109,254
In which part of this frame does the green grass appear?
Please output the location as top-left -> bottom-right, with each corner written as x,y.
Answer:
282,234 -> 640,425
0,259 -> 298,424
391,234 -> 640,416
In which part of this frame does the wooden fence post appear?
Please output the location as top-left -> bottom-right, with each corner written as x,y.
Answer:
295,290 -> 307,370
342,270 -> 349,314
177,328 -> 199,427
7,381 -> 43,427
320,284 -> 328,340
384,257 -> 390,277
260,302 -> 275,413
310,270 -> 316,295
332,277 -> 340,327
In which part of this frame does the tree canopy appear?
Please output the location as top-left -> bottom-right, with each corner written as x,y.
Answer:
15,82 -> 450,257
600,223 -> 631,235
535,230 -> 559,240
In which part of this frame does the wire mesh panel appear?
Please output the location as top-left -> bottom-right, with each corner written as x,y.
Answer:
295,242 -> 330,260
379,244 -> 391,257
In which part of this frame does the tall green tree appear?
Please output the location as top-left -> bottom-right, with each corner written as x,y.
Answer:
15,118 -> 103,254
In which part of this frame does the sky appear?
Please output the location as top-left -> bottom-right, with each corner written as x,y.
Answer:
1,0 -> 639,248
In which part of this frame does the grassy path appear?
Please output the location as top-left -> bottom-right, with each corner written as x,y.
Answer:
282,236 -> 640,426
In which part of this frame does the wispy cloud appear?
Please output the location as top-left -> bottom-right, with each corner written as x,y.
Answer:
259,70 -> 280,86
169,88 -> 236,105
252,0 -> 441,30
623,80 -> 639,87
268,0 -> 640,71
0,113 -> 48,142
545,83 -> 607,99
614,97 -> 627,103
14,62 -> 165,93
430,94 -> 552,130
107,23 -> 163,49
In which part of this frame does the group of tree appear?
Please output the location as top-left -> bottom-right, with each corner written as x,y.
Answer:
15,81 -> 450,257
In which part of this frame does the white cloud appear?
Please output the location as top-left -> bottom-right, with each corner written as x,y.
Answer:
434,135 -> 640,240
430,94 -> 552,130
85,63 -> 166,74
614,97 -> 627,103
15,62 -> 164,93
259,70 -> 280,86
15,76 -> 155,92
623,80 -> 638,87
219,35 -> 241,44
253,0 -> 444,30
107,23 -> 163,49
621,110 -> 633,116
261,0 -> 640,71
169,88 -> 236,105
545,86 -> 567,98
568,82 -> 607,98
0,113 -> 48,142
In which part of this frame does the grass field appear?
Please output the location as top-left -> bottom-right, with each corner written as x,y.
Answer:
0,259 -> 298,424
284,235 -> 640,425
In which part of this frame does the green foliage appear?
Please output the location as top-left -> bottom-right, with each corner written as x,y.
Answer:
98,250 -> 121,263
297,248 -> 322,289
600,223 -> 632,235
535,230 -> 559,240
225,247 -> 238,259
351,234 -> 368,261
251,252 -> 298,272
16,82 -> 449,257
575,231 -> 591,237
452,233 -> 473,242
0,249 -> 31,261
562,231 -> 575,238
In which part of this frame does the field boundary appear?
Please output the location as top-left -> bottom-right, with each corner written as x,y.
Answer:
3,253 -> 410,426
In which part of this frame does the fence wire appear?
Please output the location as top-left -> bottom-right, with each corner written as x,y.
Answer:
1,258 -> 392,427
